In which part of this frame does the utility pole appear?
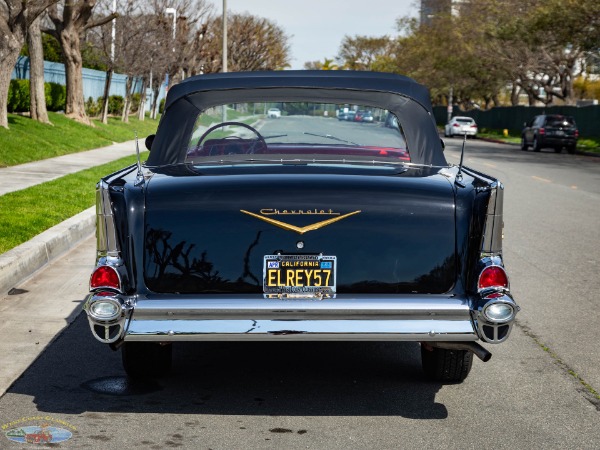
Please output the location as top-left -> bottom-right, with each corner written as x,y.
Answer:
222,0 -> 227,73
222,0 -> 227,123
101,0 -> 117,124
447,87 -> 453,124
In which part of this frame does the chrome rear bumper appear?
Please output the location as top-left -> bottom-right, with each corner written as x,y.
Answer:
109,294 -> 480,342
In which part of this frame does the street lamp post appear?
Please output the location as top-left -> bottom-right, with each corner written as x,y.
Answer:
165,8 -> 185,83
163,7 -> 177,93
222,0 -> 227,123
101,0 -> 117,124
222,0 -> 227,73
111,0 -> 116,62
165,7 -> 177,43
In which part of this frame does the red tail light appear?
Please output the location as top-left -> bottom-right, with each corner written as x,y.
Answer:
478,266 -> 509,291
539,128 -> 545,135
575,129 -> 579,138
453,123 -> 460,127
90,266 -> 121,291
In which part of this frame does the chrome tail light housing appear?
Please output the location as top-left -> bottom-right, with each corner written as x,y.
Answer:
84,291 -> 131,344
473,255 -> 519,344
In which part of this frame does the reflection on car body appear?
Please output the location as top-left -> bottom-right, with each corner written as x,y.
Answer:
84,71 -> 518,383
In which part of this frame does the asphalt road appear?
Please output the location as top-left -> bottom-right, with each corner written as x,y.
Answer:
1,138 -> 599,449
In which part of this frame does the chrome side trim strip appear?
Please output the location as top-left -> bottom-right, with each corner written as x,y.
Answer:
96,180 -> 119,261
481,181 -> 504,254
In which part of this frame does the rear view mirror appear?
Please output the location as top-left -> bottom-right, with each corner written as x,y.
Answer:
145,134 -> 155,151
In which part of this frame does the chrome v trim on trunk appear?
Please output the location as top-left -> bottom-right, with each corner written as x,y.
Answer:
240,209 -> 362,234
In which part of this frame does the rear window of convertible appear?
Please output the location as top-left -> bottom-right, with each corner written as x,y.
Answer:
184,102 -> 409,163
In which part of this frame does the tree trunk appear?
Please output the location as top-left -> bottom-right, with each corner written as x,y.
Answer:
121,76 -> 133,123
563,63 -> 575,106
100,69 -> 112,124
0,29 -> 23,129
60,25 -> 91,125
28,16 -> 51,124
510,84 -> 520,106
526,89 -> 536,106
150,83 -> 161,120
492,94 -> 500,108
137,77 -> 147,121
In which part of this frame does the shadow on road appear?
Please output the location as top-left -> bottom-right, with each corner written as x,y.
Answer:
8,312 -> 449,420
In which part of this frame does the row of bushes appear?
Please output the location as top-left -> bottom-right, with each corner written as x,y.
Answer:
9,79 -> 145,117
8,79 -> 66,112
84,93 -> 142,117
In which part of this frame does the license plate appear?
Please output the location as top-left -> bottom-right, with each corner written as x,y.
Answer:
263,255 -> 336,296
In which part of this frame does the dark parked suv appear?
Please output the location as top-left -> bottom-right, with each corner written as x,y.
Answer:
521,114 -> 579,153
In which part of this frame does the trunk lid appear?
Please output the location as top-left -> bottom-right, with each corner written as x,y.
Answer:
143,166 -> 456,295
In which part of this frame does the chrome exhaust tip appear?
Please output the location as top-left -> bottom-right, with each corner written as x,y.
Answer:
428,341 -> 492,362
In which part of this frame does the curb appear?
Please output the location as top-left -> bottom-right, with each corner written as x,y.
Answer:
0,207 -> 95,295
477,137 -> 600,156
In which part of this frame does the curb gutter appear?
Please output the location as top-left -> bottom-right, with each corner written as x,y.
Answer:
0,207 -> 95,295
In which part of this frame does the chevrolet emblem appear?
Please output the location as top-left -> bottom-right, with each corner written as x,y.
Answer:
240,209 -> 361,234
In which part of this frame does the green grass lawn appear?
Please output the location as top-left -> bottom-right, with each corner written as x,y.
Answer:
0,112 -> 158,167
0,152 -> 147,254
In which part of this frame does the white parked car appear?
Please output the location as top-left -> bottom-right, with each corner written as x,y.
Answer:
444,116 -> 478,137
267,108 -> 281,118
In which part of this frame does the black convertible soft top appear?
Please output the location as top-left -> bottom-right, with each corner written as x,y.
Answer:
148,70 -> 447,167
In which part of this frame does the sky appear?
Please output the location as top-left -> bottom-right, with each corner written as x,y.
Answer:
213,0 -> 419,70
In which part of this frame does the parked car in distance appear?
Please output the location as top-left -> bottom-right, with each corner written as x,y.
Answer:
267,108 -> 281,118
521,114 -> 578,153
385,112 -> 399,129
444,116 -> 478,137
84,71 -> 518,384
344,110 -> 356,121
356,110 -> 374,123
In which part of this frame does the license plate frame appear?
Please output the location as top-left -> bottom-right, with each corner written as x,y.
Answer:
263,254 -> 336,297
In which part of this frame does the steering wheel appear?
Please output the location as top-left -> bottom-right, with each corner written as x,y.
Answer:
196,121 -> 267,155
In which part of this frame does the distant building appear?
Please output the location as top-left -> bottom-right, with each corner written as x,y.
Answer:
420,0 -> 450,26
420,0 -> 468,26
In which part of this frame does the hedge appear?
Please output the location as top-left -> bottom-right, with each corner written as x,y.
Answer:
7,79 -> 66,113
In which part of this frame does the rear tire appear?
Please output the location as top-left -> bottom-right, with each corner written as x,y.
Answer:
554,147 -> 562,153
421,344 -> 473,383
122,342 -> 172,379
532,136 -> 541,152
567,145 -> 576,154
520,136 -> 528,151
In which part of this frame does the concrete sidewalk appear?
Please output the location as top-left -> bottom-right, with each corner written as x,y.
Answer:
0,139 -> 139,294
0,139 -> 137,196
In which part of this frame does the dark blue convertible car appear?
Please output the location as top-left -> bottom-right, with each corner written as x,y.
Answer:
84,71 -> 519,382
